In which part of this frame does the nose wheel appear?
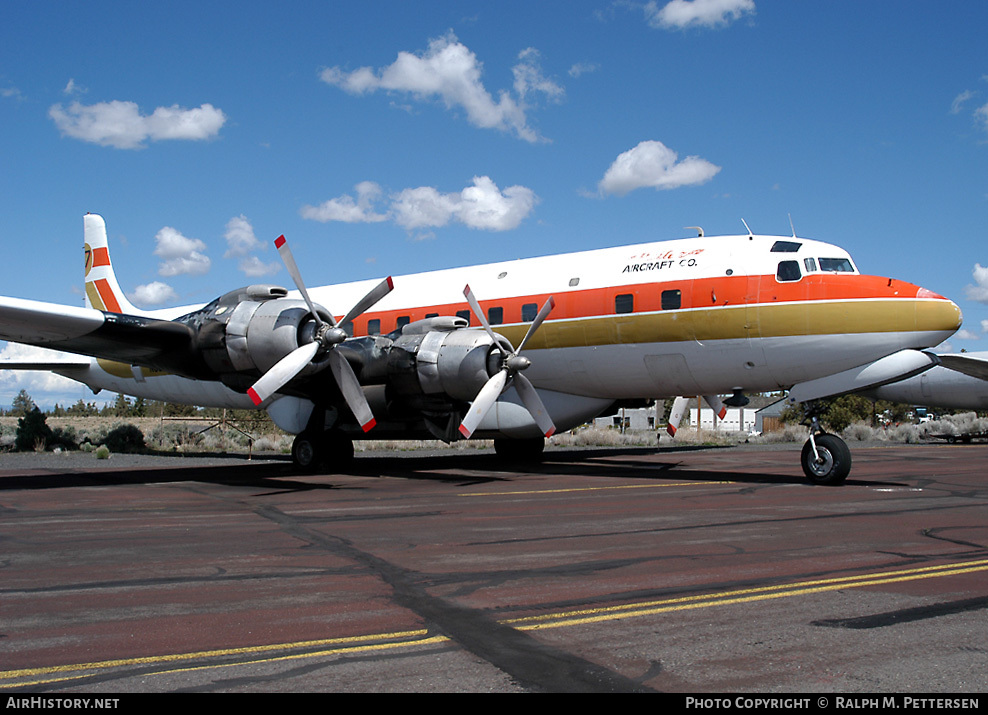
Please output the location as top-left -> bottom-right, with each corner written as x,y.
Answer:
800,433 -> 851,485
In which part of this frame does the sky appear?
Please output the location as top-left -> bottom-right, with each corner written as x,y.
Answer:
1,0 -> 987,408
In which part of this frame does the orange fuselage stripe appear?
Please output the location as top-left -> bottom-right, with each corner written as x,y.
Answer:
342,273 -> 953,345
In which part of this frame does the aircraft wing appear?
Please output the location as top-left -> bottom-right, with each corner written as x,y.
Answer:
0,296 -> 194,367
936,353 -> 988,382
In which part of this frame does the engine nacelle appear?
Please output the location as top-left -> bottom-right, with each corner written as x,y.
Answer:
179,285 -> 334,389
384,319 -> 505,403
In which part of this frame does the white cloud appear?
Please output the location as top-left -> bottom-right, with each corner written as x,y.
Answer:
223,215 -> 263,258
454,176 -> 539,231
0,343 -> 90,405
129,281 -> 179,307
49,100 -> 226,149
598,140 -> 721,196
568,62 -> 600,78
512,48 -> 564,103
981,319 -> 988,333
964,263 -> 988,303
320,32 -> 559,142
954,329 -> 980,341
302,176 -> 538,233
238,255 -> 282,278
153,227 -> 211,277
63,78 -> 86,96
300,182 -> 390,224
646,0 -> 756,30
975,103 -> 988,135
951,90 -> 974,115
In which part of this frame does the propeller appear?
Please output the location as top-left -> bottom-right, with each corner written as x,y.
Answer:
246,235 -> 393,433
457,285 -> 556,439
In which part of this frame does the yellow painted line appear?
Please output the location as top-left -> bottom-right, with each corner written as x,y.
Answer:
1,629 -> 437,684
505,558 -> 988,630
4,558 -> 987,689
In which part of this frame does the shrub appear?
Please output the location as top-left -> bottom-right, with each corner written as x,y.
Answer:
15,408 -> 53,452
102,424 -> 146,453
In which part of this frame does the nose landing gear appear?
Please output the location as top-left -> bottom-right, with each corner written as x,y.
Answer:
800,411 -> 851,485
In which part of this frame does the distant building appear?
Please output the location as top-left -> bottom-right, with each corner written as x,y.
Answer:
593,395 -> 788,433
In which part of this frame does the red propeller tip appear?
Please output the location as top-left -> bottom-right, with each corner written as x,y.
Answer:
247,387 -> 263,406
274,235 -> 286,248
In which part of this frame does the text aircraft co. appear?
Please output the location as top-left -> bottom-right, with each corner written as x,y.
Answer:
0,214 -> 970,484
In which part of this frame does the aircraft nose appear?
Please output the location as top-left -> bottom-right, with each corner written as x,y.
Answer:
915,287 -> 962,338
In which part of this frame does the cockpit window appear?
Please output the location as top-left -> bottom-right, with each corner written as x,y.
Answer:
770,240 -> 802,253
819,257 -> 854,273
776,260 -> 802,282
803,257 -> 817,273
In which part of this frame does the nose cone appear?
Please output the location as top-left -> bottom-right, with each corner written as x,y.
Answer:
915,287 -> 962,343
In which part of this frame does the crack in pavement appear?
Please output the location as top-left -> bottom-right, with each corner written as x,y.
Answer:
255,504 -> 654,692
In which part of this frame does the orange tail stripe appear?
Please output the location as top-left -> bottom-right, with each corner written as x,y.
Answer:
94,278 -> 122,313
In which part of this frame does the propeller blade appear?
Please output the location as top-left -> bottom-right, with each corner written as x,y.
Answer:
247,341 -> 320,406
458,370 -> 507,439
513,373 -> 556,437
275,235 -> 328,326
464,284 -> 508,356
328,350 -> 376,432
338,276 -> 395,329
515,295 -> 554,354
666,396 -> 689,437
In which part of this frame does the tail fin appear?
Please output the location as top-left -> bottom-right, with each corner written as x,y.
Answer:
83,213 -> 141,315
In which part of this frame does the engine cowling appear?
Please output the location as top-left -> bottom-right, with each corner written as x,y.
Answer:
178,285 -> 335,390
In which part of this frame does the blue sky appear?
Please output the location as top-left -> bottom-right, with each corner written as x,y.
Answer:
2,0 -> 987,408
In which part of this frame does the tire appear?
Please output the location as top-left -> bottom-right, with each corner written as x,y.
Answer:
291,432 -> 323,472
800,433 -> 851,485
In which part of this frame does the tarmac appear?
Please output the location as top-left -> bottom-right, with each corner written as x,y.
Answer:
1,440 -> 986,693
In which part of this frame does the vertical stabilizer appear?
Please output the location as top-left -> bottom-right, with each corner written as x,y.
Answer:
83,214 -> 141,315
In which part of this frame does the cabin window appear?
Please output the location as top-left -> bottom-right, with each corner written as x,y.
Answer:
342,321 -> 354,337
367,318 -> 381,336
770,240 -> 802,253
488,306 -> 503,325
661,289 -> 681,310
456,309 -> 471,325
521,303 -> 538,322
615,293 -> 634,314
569,277 -> 580,287
819,257 -> 854,273
776,260 -> 802,282
803,257 -> 817,273
396,316 -> 410,330
426,312 -> 438,319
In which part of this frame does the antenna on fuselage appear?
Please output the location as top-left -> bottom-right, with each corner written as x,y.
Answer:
788,213 -> 797,238
685,226 -> 704,237
741,218 -> 753,237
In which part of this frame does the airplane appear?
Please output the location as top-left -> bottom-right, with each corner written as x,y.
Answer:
0,213 -> 971,485
858,351 -> 988,410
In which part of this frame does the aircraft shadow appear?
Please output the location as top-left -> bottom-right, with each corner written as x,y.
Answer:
0,445 -> 905,491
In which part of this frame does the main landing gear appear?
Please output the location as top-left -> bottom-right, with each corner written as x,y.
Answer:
800,413 -> 851,486
291,428 -> 354,472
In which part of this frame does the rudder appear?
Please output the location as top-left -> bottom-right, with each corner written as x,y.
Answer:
84,213 -> 141,315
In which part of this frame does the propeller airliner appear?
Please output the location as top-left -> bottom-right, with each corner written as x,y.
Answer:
0,214 -> 970,484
